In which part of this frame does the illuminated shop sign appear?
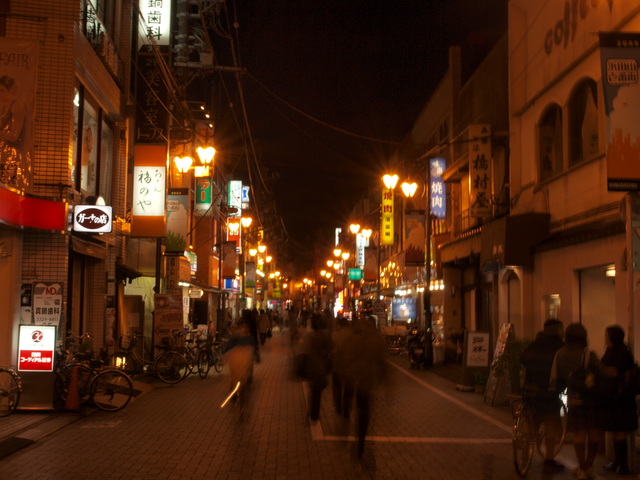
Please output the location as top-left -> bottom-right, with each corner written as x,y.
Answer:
18,325 -> 56,372
139,0 -> 173,47
430,158 -> 446,219
73,205 -> 112,233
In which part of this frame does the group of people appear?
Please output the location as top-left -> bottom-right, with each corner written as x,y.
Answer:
520,319 -> 637,479
294,310 -> 388,459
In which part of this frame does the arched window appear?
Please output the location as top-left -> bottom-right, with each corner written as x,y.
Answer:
568,79 -> 599,166
539,104 -> 563,182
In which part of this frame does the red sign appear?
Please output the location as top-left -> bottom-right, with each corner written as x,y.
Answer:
18,350 -> 54,371
0,185 -> 67,230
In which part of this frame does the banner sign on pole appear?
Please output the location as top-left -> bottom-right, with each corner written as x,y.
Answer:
599,32 -> 640,191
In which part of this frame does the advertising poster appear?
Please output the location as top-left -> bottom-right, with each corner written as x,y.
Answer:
0,39 -> 37,191
17,325 -> 56,372
391,297 -> 416,321
404,210 -> 426,267
599,32 -> 640,191
154,294 -> 183,346
32,282 -> 62,326
166,188 -> 189,252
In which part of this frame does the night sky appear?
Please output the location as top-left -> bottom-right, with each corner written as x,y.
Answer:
205,0 -> 508,272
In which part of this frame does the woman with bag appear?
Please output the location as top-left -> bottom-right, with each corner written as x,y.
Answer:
601,325 -> 637,475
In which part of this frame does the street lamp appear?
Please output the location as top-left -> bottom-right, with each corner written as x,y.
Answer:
349,223 -> 361,235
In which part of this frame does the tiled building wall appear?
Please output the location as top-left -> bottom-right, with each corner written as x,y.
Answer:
9,2 -> 76,324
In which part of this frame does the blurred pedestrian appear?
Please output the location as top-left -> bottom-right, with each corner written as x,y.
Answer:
520,318 -> 565,473
299,312 -> 332,423
550,323 -> 613,480
222,321 -> 256,410
601,325 -> 637,475
258,309 -> 271,346
348,315 -> 387,459
243,308 -> 260,363
331,316 -> 354,419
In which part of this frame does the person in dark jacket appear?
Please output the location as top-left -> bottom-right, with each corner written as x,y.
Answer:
519,318 -> 565,473
601,325 -> 637,475
299,312 -> 332,423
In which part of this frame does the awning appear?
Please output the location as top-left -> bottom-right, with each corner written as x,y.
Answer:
116,261 -> 144,282
480,213 -> 550,268
71,236 -> 106,259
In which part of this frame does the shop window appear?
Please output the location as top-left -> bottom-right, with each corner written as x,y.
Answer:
538,104 -> 563,182
568,79 -> 599,167
71,85 -> 114,201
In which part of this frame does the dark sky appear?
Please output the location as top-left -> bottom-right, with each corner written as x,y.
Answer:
206,0 -> 508,272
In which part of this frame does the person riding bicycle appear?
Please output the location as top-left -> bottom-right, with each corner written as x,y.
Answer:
519,318 -> 565,474
223,321 -> 257,398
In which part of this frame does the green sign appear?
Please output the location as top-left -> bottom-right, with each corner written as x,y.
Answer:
348,268 -> 363,281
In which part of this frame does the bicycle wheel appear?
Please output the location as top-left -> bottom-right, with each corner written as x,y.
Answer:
213,348 -> 223,373
90,370 -> 133,412
535,399 -> 568,459
512,403 -> 535,478
112,351 -> 136,375
197,349 -> 211,379
0,369 -> 20,417
54,363 -> 93,405
154,351 -> 188,384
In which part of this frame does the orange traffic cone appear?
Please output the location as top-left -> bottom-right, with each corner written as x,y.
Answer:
65,366 -> 81,411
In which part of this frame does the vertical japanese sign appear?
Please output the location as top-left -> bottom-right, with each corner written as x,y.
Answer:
33,282 -> 62,326
381,188 -> 394,245
364,247 -> 378,281
222,241 -> 237,278
139,0 -> 173,47
245,261 -> 256,289
166,188 -> 189,252
195,177 -> 212,216
18,325 -> 56,372
404,210 -> 426,267
227,180 -> 242,216
599,32 -> 640,191
0,39 -> 37,191
430,158 -> 446,219
132,144 -> 166,237
469,124 -> 492,218
135,51 -> 169,143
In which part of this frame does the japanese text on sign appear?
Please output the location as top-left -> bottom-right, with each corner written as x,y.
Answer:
133,166 -> 166,216
469,124 -> 492,218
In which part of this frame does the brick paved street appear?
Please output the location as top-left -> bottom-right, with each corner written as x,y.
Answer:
0,329 -> 637,479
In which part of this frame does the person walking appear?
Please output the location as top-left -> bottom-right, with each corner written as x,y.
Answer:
550,323 -> 613,480
331,316 -> 354,419
222,321 -> 257,413
519,318 -> 565,473
258,309 -> 271,346
299,312 -> 332,424
601,325 -> 637,475
348,315 -> 387,459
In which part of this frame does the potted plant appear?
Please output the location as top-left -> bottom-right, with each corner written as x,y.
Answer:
472,370 -> 488,393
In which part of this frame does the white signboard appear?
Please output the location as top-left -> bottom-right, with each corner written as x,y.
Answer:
33,282 -> 63,326
133,166 -> 166,217
73,205 -> 113,233
18,325 -> 56,372
466,331 -> 490,367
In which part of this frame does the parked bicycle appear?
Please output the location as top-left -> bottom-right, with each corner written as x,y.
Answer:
111,331 -> 188,384
0,366 -> 21,417
510,389 -> 568,477
54,345 -> 133,412
196,335 -> 224,379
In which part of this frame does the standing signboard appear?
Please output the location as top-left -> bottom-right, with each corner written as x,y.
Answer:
16,325 -> 56,410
